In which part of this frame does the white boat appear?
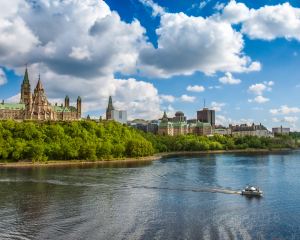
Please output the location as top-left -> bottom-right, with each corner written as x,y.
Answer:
241,185 -> 263,197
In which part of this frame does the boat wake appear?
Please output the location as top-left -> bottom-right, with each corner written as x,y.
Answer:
132,185 -> 241,195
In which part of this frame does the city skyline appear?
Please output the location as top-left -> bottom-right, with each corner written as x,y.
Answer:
0,0 -> 300,130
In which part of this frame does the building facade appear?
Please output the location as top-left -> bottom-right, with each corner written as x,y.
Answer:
111,110 -> 127,124
197,108 -> 215,127
230,123 -> 273,137
272,126 -> 290,135
106,96 -> 127,124
0,68 -> 81,121
158,111 -> 212,136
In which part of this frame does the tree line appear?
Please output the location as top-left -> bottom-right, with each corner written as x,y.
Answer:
0,120 -> 299,162
0,120 -> 154,162
141,132 -> 299,153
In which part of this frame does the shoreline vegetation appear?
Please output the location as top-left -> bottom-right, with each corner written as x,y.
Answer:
0,148 -> 296,169
0,120 -> 299,168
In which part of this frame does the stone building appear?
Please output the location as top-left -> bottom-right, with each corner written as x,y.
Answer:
158,111 -> 212,136
272,126 -> 290,135
230,123 -> 273,137
0,68 -> 81,121
158,111 -> 174,136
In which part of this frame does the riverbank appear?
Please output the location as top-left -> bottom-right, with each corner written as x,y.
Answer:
0,148 -> 295,169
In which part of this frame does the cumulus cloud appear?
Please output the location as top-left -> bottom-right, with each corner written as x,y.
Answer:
270,105 -> 300,115
216,114 -> 254,126
0,68 -> 7,85
160,94 -> 175,103
5,93 -> 21,103
248,83 -> 267,95
221,1 -> 300,41
139,12 -> 261,78
186,85 -> 205,92
272,116 -> 298,124
248,82 -> 273,95
0,0 -> 147,78
180,94 -> 196,103
0,0 -> 165,119
69,46 -> 91,60
248,95 -> 269,104
218,72 -> 241,85
221,0 -> 250,24
211,101 -> 226,111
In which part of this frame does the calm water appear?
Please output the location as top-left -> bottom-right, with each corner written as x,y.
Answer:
1,152 -> 300,240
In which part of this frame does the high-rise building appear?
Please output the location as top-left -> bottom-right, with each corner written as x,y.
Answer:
105,96 -> 127,124
111,110 -> 127,124
197,108 -> 215,127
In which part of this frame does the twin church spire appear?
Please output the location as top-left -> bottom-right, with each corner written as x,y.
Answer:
19,67 -> 82,120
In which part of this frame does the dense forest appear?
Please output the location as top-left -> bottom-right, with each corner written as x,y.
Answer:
0,120 -> 154,162
0,120 -> 299,162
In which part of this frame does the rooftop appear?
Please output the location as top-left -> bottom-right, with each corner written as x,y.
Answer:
0,103 -> 25,110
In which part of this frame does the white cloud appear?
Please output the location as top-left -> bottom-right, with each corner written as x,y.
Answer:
248,83 -> 267,95
0,0 -> 147,78
180,94 -> 196,103
199,0 -> 211,9
221,0 -> 250,24
248,95 -> 269,104
248,81 -> 273,95
139,0 -> 165,17
160,94 -> 175,103
216,114 -> 254,126
221,1 -> 300,41
211,101 -> 226,111
139,12 -> 261,78
283,116 -> 298,124
20,63 -> 162,120
0,0 -> 165,120
214,2 -> 225,11
69,46 -> 91,60
0,68 -> 7,85
5,93 -> 20,103
218,72 -> 241,85
270,105 -> 300,115
186,85 -> 205,92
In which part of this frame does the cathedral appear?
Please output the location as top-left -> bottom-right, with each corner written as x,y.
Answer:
0,68 -> 81,121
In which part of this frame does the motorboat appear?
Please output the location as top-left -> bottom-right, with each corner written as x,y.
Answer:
241,185 -> 263,197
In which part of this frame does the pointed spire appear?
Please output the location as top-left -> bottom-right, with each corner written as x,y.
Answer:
163,110 -> 167,118
35,75 -> 44,91
107,96 -> 114,111
23,66 -> 30,84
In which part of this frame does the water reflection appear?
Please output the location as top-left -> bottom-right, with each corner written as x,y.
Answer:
1,152 -> 300,239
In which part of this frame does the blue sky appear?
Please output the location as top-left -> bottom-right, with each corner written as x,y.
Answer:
0,0 -> 300,130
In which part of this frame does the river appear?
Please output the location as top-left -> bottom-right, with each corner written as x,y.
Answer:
1,151 -> 300,239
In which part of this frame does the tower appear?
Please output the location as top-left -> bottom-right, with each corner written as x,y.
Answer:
77,96 -> 81,119
20,67 -> 31,105
65,95 -> 70,108
197,108 -> 215,127
30,75 -> 53,120
162,110 -> 168,122
106,96 -> 114,120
